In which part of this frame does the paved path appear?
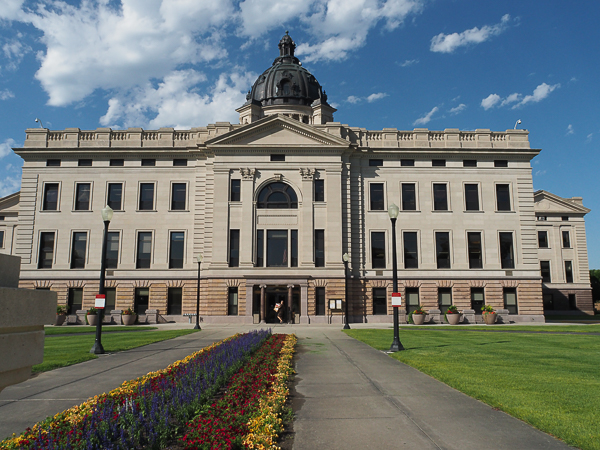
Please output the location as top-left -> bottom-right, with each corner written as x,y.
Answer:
0,324 -> 575,449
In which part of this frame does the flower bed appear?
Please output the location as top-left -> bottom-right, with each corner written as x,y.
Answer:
181,334 -> 297,450
1,330 -> 270,450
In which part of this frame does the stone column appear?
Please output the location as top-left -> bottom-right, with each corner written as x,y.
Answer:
325,166 -> 344,268
211,168 -> 231,268
299,168 -> 315,267
239,168 -> 256,267
260,284 -> 267,323
287,284 -> 294,323
300,280 -> 309,324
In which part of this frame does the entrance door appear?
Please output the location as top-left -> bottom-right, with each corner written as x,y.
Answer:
266,287 -> 288,323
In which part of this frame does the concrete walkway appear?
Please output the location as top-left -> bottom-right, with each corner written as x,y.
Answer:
0,324 -> 574,449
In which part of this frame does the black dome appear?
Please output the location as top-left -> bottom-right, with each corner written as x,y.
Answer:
245,32 -> 329,108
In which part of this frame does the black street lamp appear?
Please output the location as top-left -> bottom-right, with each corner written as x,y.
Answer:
342,253 -> 350,330
91,205 -> 113,355
195,255 -> 203,330
388,203 -> 405,352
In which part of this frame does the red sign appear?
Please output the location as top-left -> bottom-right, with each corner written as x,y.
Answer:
391,292 -> 402,307
95,294 -> 106,309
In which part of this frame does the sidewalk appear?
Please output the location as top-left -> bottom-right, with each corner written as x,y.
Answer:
0,324 -> 574,449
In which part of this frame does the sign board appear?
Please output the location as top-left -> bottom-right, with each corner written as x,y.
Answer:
391,292 -> 402,307
95,294 -> 106,309
329,299 -> 343,310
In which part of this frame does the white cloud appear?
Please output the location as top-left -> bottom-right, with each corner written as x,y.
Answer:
238,0 -> 313,38
566,124 -> 574,135
481,94 -> 501,110
346,95 -> 360,104
366,92 -> 388,102
449,103 -> 466,115
399,59 -> 418,67
535,170 -> 547,177
500,92 -> 521,107
513,83 -> 560,108
413,106 -> 438,126
0,0 -> 26,21
430,14 -> 512,53
0,175 -> 21,197
346,92 -> 388,104
586,133 -> 593,143
0,89 -> 14,100
1,35 -> 31,71
0,138 -> 16,159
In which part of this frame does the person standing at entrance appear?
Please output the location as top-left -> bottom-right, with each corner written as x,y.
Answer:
275,301 -> 285,323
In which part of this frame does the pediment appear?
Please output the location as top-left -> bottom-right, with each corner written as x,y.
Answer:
205,115 -> 350,149
0,191 -> 20,213
534,190 -> 590,215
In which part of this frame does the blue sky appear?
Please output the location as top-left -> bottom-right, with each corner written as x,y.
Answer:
0,0 -> 598,268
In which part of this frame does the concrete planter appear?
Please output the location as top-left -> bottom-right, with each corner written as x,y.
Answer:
122,314 -> 137,326
87,314 -> 98,326
413,313 -> 426,325
54,315 -> 66,326
446,313 -> 461,325
483,312 -> 497,325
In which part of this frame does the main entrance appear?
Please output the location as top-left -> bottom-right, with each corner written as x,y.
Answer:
252,284 -> 301,323
266,286 -> 287,323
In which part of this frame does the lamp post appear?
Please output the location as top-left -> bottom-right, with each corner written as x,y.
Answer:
91,205 -> 113,355
195,255 -> 203,330
388,203 -> 405,352
342,253 -> 350,330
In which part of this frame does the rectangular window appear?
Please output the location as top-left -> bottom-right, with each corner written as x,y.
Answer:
171,183 -> 186,210
78,159 -> 92,167
314,179 -> 324,202
43,183 -> 59,210
136,232 -> 152,269
229,229 -> 240,267
494,160 -> 508,168
68,288 -> 83,315
270,154 -> 285,161
370,183 -> 384,210
104,288 -> 116,312
540,261 -> 551,283
463,159 -> 477,167
568,294 -> 577,310
267,230 -> 288,267
562,230 -> 571,248
464,184 -> 479,211
139,183 -> 155,210
291,229 -> 298,267
369,159 -> 383,166
499,232 -> 515,269
315,287 -> 326,316
435,232 -> 450,269
134,287 -> 149,315
38,232 -> 55,268
438,288 -> 452,314
107,183 -> 123,210
109,159 -> 124,166
230,179 -> 241,202
141,159 -> 155,166
173,159 -> 187,166
106,232 -> 119,269
467,232 -> 483,269
256,230 -> 264,267
169,231 -> 185,269
46,159 -> 61,167
401,183 -> 416,210
565,261 -> 574,283
406,288 -> 419,314
228,287 -> 238,315
543,293 -> 554,311
504,288 -> 518,314
538,230 -> 549,248
433,184 -> 448,211
70,232 -> 87,269
403,232 -> 418,269
401,159 -> 415,167
432,159 -> 446,167
167,287 -> 182,315
74,183 -> 91,210
562,216 -> 569,221
371,231 -> 386,269
0,230 -> 4,248
496,184 -> 511,211
373,288 -> 387,315
315,229 -> 325,267
471,288 -> 484,314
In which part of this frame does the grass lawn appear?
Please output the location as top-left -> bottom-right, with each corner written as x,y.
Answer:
403,324 -> 600,333
35,329 -> 199,374
44,326 -> 158,335
345,327 -> 600,450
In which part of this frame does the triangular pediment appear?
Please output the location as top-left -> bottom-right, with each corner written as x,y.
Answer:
534,190 -> 590,215
205,115 -> 350,148
0,191 -> 20,214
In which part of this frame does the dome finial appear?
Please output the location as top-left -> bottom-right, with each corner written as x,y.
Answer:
279,31 -> 295,58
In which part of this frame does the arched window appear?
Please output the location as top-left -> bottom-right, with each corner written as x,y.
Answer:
257,182 -> 298,208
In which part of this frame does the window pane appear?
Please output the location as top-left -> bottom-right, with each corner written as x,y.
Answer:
373,288 -> 387,315
134,288 -> 149,315
315,229 -> 325,267
169,232 -> 185,269
257,182 -> 298,209
107,183 -> 123,210
369,159 -> 383,166
463,160 -> 477,167
267,230 -> 287,267
370,183 -> 384,210
401,159 -> 414,167
371,231 -> 385,268
291,230 -> 298,267
228,287 -> 238,315
230,179 -> 241,202
78,159 -> 92,167
141,159 -> 155,166
471,288 -> 484,314
406,288 -> 419,314
75,183 -> 91,210
562,230 -> 571,248
229,230 -> 240,267
464,184 -> 479,211
467,232 -> 483,269
494,160 -> 508,168
171,183 -> 186,210
438,288 -> 452,314
314,179 -> 324,202
110,159 -> 124,166
106,232 -> 119,269
173,159 -> 187,166
104,288 -> 116,311
46,159 -> 60,167
538,231 -> 548,248
504,288 -> 518,314
401,184 -> 416,210
168,288 -> 182,315
433,184 -> 448,211
43,183 -> 59,210
71,232 -> 87,269
403,232 -> 418,269
139,183 -> 154,210
316,287 -> 325,315
256,230 -> 264,267
565,261 -> 573,283
499,232 -> 514,269
496,184 -> 511,211
435,232 -> 450,269
432,159 -> 446,167
136,232 -> 152,268
38,232 -> 55,268
68,288 -> 83,314
0,230 -> 4,248
540,261 -> 551,283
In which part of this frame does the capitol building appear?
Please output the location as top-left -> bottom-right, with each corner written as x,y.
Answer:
0,33 -> 593,324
